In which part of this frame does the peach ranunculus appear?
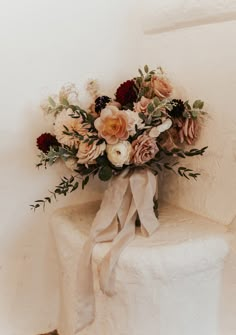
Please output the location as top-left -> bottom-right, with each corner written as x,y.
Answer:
132,134 -> 159,165
150,75 -> 172,100
133,96 -> 151,114
94,105 -> 129,144
77,140 -> 106,164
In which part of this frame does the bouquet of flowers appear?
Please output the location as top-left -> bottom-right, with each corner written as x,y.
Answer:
31,65 -> 207,210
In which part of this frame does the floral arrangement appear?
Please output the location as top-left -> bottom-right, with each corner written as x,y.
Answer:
31,65 -> 207,210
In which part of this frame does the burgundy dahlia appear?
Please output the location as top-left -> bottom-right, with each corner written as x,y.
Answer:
115,80 -> 137,107
36,133 -> 59,153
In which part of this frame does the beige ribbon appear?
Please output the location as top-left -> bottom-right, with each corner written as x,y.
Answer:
74,169 -> 159,333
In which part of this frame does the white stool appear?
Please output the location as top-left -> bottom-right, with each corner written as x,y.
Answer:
50,201 -> 229,335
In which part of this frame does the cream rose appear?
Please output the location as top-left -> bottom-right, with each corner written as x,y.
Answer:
54,108 -> 89,148
106,141 -> 132,167
132,134 -> 159,165
77,140 -> 106,164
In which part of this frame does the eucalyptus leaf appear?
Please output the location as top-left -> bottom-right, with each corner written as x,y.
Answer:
147,103 -> 154,113
144,64 -> 149,73
191,110 -> 198,118
48,97 -> 56,107
61,98 -> 69,106
153,97 -> 160,106
193,100 -> 204,109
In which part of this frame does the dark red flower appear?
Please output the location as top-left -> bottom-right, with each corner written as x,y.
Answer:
36,133 -> 59,153
115,80 -> 137,107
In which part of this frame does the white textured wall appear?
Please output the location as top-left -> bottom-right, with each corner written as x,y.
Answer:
140,20 -> 236,225
141,0 -> 236,33
0,1 -> 141,334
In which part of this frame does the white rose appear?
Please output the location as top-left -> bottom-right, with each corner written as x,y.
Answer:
124,110 -> 145,136
106,141 -> 132,167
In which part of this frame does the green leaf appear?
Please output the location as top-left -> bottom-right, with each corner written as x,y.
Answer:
48,97 -> 56,107
138,68 -> 144,77
98,166 -> 113,181
71,181 -> 79,192
144,64 -> 149,73
144,75 -> 151,82
82,176 -> 89,190
153,110 -> 162,117
193,100 -> 204,109
183,111 -> 190,118
153,97 -> 160,106
191,110 -> 198,118
147,103 -> 154,113
96,155 -> 109,166
184,100 -> 191,110
61,98 -> 69,106
138,112 -> 146,121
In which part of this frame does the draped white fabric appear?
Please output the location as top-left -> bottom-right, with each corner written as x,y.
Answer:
75,169 -> 159,333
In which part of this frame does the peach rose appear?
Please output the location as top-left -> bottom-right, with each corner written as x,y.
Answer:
94,105 -> 129,144
150,75 -> 172,100
77,140 -> 106,164
132,134 -> 159,165
133,96 -> 151,114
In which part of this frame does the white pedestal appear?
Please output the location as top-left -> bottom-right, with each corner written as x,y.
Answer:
50,201 -> 228,335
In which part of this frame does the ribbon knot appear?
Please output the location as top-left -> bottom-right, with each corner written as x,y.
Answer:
75,169 -> 159,333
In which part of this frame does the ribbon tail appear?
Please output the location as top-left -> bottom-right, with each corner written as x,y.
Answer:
75,172 -> 130,333
130,169 -> 159,236
98,194 -> 137,296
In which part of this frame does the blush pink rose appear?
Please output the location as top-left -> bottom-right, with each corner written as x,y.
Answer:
133,96 -> 151,114
150,75 -> 172,100
176,117 -> 198,144
94,106 -> 129,144
132,134 -> 159,165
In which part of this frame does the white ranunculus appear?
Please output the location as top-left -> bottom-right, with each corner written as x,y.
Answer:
106,141 -> 132,167
124,110 -> 145,136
